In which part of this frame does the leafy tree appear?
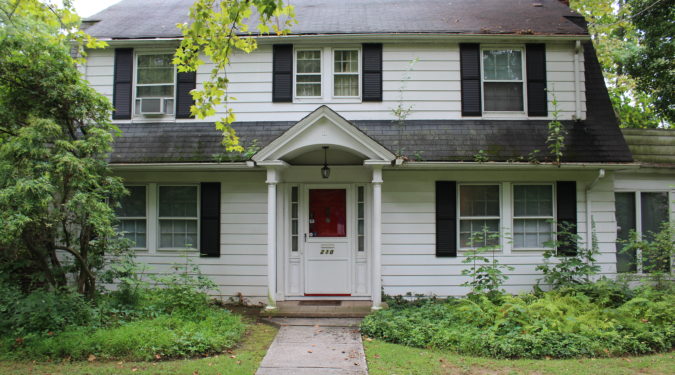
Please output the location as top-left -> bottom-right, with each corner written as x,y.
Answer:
570,0 -> 671,128
0,0 -> 127,298
173,0 -> 295,152
624,0 -> 674,124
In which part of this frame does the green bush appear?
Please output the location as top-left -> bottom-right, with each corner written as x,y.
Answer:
0,284 -> 96,337
2,307 -> 245,361
363,284 -> 674,359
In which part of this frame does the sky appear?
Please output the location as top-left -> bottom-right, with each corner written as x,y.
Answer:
72,0 -> 122,18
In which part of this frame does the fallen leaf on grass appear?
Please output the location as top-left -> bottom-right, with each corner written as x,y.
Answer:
87,354 -> 96,362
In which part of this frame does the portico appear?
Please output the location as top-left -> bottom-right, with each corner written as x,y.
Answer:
251,106 -> 395,310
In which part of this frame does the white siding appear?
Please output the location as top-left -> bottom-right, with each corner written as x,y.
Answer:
86,41 -> 586,122
117,170 -> 269,304
380,169 -> 615,297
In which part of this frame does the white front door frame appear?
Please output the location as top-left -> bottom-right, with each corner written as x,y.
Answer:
282,182 -> 372,300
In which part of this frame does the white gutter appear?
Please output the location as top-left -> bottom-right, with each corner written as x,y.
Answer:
110,162 -> 251,171
393,162 -> 638,171
574,40 -> 582,121
585,168 -> 606,249
98,33 -> 592,46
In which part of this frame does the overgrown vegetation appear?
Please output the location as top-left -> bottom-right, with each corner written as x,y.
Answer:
0,255 -> 246,361
620,222 -> 675,289
362,281 -> 674,359
461,230 -> 514,296
363,222 -> 674,359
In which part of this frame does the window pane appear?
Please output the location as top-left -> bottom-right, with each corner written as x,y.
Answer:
483,50 -> 522,80
296,84 -> 321,97
460,185 -> 499,216
513,219 -> 552,249
334,75 -> 359,96
460,219 -> 499,248
615,192 -> 637,273
334,50 -> 358,73
514,185 -> 553,217
641,192 -> 669,240
159,186 -> 198,217
159,219 -> 198,248
137,54 -> 174,84
137,85 -> 174,97
116,186 -> 146,217
120,219 -> 146,248
297,51 -> 321,73
484,82 -> 523,111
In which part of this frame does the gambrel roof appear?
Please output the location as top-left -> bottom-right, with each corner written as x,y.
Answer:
84,0 -> 587,40
109,42 -> 631,164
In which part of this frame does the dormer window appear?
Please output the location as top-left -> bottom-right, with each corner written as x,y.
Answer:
482,48 -> 525,112
134,53 -> 175,116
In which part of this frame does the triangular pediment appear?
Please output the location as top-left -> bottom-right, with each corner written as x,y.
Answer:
252,106 -> 395,164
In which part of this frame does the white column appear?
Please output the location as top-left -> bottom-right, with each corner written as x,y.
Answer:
265,168 -> 279,310
371,166 -> 383,310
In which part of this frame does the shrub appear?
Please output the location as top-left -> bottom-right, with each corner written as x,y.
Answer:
362,283 -> 675,359
0,284 -> 96,337
537,222 -> 600,288
2,308 -> 245,361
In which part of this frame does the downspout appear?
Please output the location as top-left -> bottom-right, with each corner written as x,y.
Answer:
574,40 -> 582,121
585,169 -> 605,249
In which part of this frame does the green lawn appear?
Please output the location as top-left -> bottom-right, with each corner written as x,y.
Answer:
0,321 -> 277,375
364,339 -> 675,375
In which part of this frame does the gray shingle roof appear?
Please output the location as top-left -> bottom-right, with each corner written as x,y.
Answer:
622,128 -> 675,166
85,0 -> 587,39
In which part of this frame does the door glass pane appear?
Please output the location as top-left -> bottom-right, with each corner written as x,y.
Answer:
615,192 -> 636,272
309,189 -> 346,237
641,192 -> 670,273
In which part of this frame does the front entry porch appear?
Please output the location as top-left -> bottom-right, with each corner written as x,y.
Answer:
251,106 -> 395,311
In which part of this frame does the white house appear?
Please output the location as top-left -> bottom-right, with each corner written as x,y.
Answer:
82,0 -> 673,310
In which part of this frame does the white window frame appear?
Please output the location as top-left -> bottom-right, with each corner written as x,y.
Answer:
157,184 -> 200,251
457,183 -> 502,250
117,184 -> 149,251
132,50 -> 177,119
480,46 -> 528,116
332,47 -> 361,98
294,48 -> 323,99
615,190 -> 673,274
511,183 -> 556,251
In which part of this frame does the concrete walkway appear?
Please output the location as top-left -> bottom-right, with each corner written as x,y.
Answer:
256,318 -> 368,375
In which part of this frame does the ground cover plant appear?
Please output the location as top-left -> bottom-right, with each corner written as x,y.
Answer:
362,282 -> 674,359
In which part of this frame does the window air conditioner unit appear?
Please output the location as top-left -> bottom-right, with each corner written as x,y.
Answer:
138,98 -> 174,115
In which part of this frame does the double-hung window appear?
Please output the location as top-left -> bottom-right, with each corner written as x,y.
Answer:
295,50 -> 322,97
116,186 -> 147,249
158,186 -> 199,249
459,185 -> 500,248
135,53 -> 175,115
482,48 -> 525,112
615,191 -> 670,273
333,49 -> 360,97
513,185 -> 554,249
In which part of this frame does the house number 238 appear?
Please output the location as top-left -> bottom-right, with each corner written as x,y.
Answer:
320,249 -> 334,255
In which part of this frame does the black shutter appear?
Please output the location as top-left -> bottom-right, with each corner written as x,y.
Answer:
436,181 -> 457,257
362,43 -> 383,102
112,48 -> 133,120
200,182 -> 221,257
272,44 -> 293,102
526,44 -> 548,117
176,71 -> 196,119
460,44 -> 482,116
556,181 -> 577,256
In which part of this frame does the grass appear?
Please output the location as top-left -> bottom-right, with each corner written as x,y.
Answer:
365,338 -> 675,375
0,320 -> 277,375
